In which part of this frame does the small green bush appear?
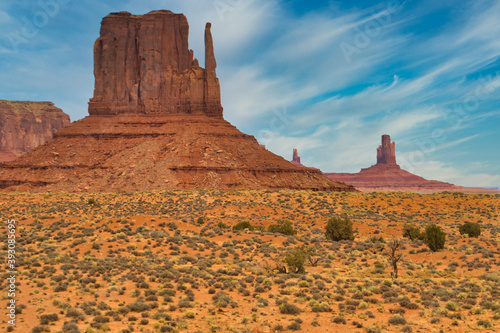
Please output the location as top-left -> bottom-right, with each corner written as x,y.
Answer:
365,325 -> 381,333
196,217 -> 205,225
459,222 -> 480,237
402,224 -> 424,240
325,216 -> 354,241
283,245 -> 316,274
232,221 -> 254,231
333,316 -> 346,324
279,303 -> 301,315
388,314 -> 407,325
127,301 -> 151,312
217,222 -> 227,229
425,224 -> 446,252
287,322 -> 301,331
40,313 -> 59,325
87,198 -> 96,205
477,320 -> 493,328
268,219 -> 297,236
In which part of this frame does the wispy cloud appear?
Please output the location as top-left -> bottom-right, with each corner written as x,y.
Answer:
0,0 -> 498,186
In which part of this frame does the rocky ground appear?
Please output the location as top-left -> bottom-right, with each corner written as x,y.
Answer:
1,190 -> 499,333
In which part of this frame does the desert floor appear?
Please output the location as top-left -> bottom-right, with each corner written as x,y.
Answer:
1,190 -> 499,333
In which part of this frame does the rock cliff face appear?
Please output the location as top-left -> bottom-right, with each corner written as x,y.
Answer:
0,11 -> 354,193
324,135 -> 466,192
89,11 -> 222,117
0,100 -> 70,162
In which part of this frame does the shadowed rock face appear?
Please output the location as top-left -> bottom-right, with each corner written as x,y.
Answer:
0,100 -> 70,162
89,11 -> 222,117
0,11 -> 355,193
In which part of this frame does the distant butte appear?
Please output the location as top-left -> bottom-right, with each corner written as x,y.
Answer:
324,135 -> 490,193
0,11 -> 355,192
290,148 -> 321,171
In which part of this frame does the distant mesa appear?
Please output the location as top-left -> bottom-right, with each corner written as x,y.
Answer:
324,135 -> 474,192
0,11 -> 355,193
0,100 -> 70,162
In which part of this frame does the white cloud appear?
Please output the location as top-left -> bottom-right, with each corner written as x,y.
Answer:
397,159 -> 500,187
0,10 -> 12,25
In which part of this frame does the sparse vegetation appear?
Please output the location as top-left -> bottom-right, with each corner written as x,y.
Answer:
3,190 -> 498,332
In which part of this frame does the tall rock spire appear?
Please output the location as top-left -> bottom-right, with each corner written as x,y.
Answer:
292,148 -> 301,164
376,134 -> 397,165
204,23 -> 223,117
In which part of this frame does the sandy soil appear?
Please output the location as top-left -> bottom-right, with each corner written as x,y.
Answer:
0,190 -> 498,332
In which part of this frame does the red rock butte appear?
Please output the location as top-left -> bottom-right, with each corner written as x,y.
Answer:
0,11 -> 355,193
0,100 -> 70,162
324,135 -> 466,192
89,11 -> 222,117
290,148 -> 321,172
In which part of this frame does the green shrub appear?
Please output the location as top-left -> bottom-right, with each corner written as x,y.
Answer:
287,322 -> 301,331
267,219 -> 297,236
388,314 -> 407,325
402,224 -> 424,240
325,216 -> 354,241
279,303 -> 301,315
459,222 -> 481,237
477,320 -> 493,328
87,198 -> 96,205
196,217 -> 205,225
365,325 -> 381,333
283,245 -> 316,274
31,326 -> 50,333
217,222 -> 227,229
232,221 -> 254,231
40,313 -> 59,325
332,316 -> 346,324
212,291 -> 235,308
425,224 -> 446,252
127,301 -> 151,312
62,321 -> 79,333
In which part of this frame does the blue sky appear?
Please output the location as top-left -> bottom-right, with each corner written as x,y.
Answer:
1,0 -> 499,187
